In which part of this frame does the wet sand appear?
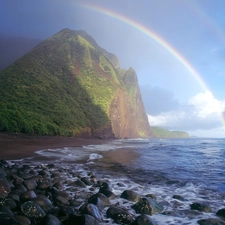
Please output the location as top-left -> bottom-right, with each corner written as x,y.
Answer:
0,133 -> 140,165
0,133 -> 111,160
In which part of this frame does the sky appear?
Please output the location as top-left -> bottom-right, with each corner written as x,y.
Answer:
1,0 -> 225,138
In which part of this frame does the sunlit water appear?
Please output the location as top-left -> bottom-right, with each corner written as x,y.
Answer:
19,138 -> 225,224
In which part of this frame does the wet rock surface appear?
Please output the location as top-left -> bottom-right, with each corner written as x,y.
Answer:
0,159 -> 224,224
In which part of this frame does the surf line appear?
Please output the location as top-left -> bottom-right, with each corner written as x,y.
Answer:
80,3 -> 208,92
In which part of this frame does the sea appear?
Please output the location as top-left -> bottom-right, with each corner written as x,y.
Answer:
17,138 -> 225,224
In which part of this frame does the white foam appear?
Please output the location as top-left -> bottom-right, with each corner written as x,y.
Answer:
88,153 -> 103,160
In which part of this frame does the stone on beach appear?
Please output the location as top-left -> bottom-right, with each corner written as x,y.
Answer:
106,206 -> 134,224
132,197 -> 164,215
198,218 -> 225,225
131,214 -> 157,225
21,201 -> 46,218
190,202 -> 212,212
120,190 -> 141,202
216,208 -> 225,218
68,214 -> 100,225
88,193 -> 111,211
80,203 -> 103,222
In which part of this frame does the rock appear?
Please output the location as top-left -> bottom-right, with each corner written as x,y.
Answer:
52,189 -> 71,201
173,195 -> 186,201
42,214 -> 62,225
33,196 -> 54,211
88,193 -> 110,211
39,169 -> 51,177
80,203 -> 102,222
99,189 -> 116,200
38,179 -> 52,189
20,190 -> 37,202
145,194 -> 157,200
198,218 -> 225,225
120,190 -> 141,202
131,214 -> 157,225
0,177 -> 11,198
59,205 -> 75,216
72,179 -> 86,188
55,196 -> 69,205
14,215 -> 31,225
14,184 -> 27,193
4,199 -> 17,209
0,205 -> 14,217
81,177 -> 92,186
0,168 -> 7,177
106,207 -> 134,224
8,191 -> 20,202
18,172 -> 33,180
216,208 -> 225,218
23,179 -> 37,190
190,202 -> 212,212
53,182 -> 63,190
12,174 -> 24,185
0,212 -> 20,225
132,198 -> 164,215
47,164 -> 56,169
99,182 -> 111,191
74,191 -> 92,200
68,214 -> 99,225
21,201 -> 46,218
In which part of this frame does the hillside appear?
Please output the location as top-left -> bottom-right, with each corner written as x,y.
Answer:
152,126 -> 189,138
0,29 -> 154,138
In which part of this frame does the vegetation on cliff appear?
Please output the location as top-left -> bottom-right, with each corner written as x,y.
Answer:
0,29 -> 153,138
152,126 -> 189,138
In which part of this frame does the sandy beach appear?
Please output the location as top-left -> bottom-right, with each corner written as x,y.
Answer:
0,133 -> 111,160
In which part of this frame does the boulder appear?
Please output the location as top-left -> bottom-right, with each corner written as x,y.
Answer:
131,214 -> 157,225
33,196 -> 54,211
190,202 -> 212,212
216,208 -> 225,218
106,207 -> 134,224
120,190 -> 141,202
88,193 -> 110,211
42,214 -> 62,225
132,198 -> 164,215
23,179 -> 37,190
20,190 -> 37,202
21,201 -> 46,218
173,195 -> 186,201
198,218 -> 225,225
68,214 -> 99,225
80,203 -> 102,222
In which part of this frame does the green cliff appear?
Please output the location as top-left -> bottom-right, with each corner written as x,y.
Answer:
152,127 -> 189,138
0,29 -> 154,138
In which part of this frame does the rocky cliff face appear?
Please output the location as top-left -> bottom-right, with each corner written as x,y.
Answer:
0,28 -> 154,138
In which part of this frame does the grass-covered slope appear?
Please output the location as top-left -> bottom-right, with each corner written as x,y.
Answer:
152,126 -> 189,138
0,29 -> 153,138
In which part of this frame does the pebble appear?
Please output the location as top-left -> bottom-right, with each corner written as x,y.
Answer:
0,159 -> 223,225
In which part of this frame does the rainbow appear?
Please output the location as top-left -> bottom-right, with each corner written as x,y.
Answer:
79,2 -> 209,92
78,3 -> 225,129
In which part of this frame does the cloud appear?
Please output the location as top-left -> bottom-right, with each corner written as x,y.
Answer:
148,91 -> 225,133
140,85 -> 180,115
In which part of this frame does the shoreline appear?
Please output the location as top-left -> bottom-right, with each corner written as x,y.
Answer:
0,133 -> 112,160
